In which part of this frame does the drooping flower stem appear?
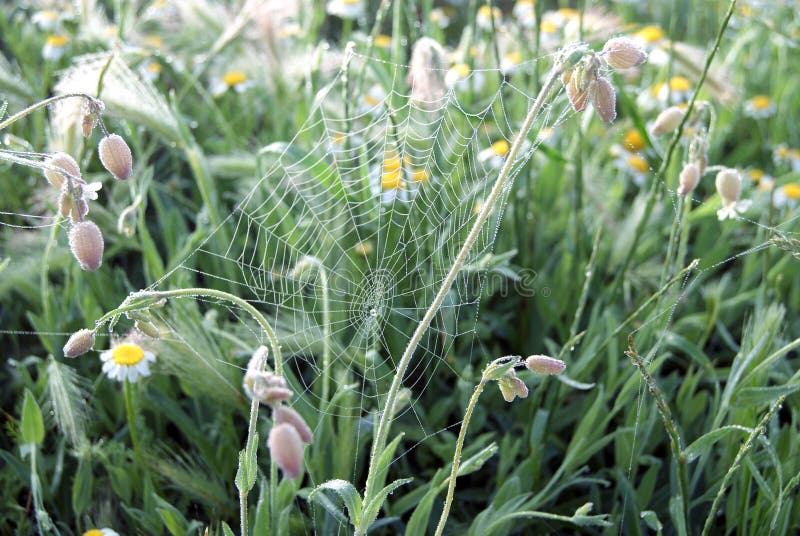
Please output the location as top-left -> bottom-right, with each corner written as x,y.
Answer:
94,287 -> 282,535
0,93 -> 102,132
360,57 -> 567,523
610,0 -> 737,296
434,359 -> 509,536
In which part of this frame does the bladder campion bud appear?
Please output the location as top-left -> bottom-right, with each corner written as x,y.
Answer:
651,106 -> 685,135
677,163 -> 701,196
273,406 -> 313,444
63,329 -> 95,357
268,423 -> 304,479
716,168 -> 743,205
68,220 -> 104,271
98,134 -> 133,180
44,153 -> 81,189
601,37 -> 647,70
590,77 -> 617,123
525,355 -> 567,375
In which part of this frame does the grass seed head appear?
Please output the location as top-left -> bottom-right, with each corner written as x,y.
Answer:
68,220 -> 104,270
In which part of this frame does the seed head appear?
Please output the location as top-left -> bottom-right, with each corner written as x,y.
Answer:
273,406 -> 313,444
98,134 -> 133,180
677,163 -> 700,196
601,37 -> 647,70
651,106 -> 685,135
525,355 -> 566,375
268,423 -> 304,479
44,153 -> 81,189
63,329 -> 95,357
590,77 -> 617,123
68,220 -> 104,271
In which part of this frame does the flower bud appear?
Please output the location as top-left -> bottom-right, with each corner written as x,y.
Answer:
677,163 -> 700,196
651,106 -> 685,135
273,406 -> 313,444
525,355 -> 566,375
268,423 -> 304,479
590,77 -> 617,123
98,134 -> 133,180
44,153 -> 81,189
715,168 -> 742,205
81,99 -> 104,137
63,329 -> 95,357
508,376 -> 529,398
68,220 -> 104,270
243,369 -> 292,405
497,371 -> 528,402
601,37 -> 647,70
566,72 -> 589,112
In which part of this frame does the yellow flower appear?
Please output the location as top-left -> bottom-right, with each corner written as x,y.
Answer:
212,70 -> 252,96
353,241 -> 373,256
477,5 -> 503,30
374,34 -> 391,49
623,130 -> 645,152
634,25 -> 665,44
744,95 -> 775,119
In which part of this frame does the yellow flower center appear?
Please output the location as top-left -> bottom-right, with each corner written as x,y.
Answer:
636,25 -> 664,43
623,130 -> 645,152
39,10 -> 59,20
557,8 -> 579,19
669,76 -> 691,92
541,20 -> 558,33
147,62 -> 163,73
342,0 -> 362,4
749,95 -> 772,109
452,63 -> 471,78
381,169 -> 403,190
504,51 -> 522,65
748,168 -> 764,182
143,35 -> 164,48
83,530 -> 104,536
473,201 -> 484,215
364,93 -> 380,106
382,154 -> 401,173
46,35 -> 69,47
111,343 -> 146,366
492,140 -> 510,156
332,132 -> 346,145
353,241 -> 373,256
783,183 -> 800,200
411,168 -> 428,183
374,34 -> 391,48
223,71 -> 247,87
478,5 -> 501,19
627,154 -> 649,173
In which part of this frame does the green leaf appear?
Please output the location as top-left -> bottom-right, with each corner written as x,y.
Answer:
361,477 -> 413,532
669,495 -> 687,536
369,432 -> 404,500
221,521 -> 236,536
71,457 -> 93,515
306,486 -> 350,525
405,487 -> 439,536
20,389 -> 44,446
308,479 -> 362,528
684,425 -> 753,462
235,433 -> 259,493
734,384 -> 800,406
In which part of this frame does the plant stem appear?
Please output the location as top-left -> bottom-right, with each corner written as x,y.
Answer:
434,375 -> 489,536
609,0 -> 737,296
0,93 -> 101,132
360,59 -> 565,518
123,379 -> 142,463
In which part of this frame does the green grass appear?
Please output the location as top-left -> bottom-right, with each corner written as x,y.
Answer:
2,1 -> 800,534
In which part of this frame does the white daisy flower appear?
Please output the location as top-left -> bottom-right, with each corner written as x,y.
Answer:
43,34 -> 70,61
613,151 -> 650,186
359,84 -> 387,115
773,182 -> 800,209
445,63 -> 485,93
326,0 -> 366,20
513,0 -> 535,22
32,10 -> 61,31
429,8 -> 453,28
100,342 -> 157,383
478,139 -> 511,170
370,152 -> 410,204
744,95 -> 776,119
500,51 -> 523,76
211,70 -> 253,96
476,5 -> 503,31
82,529 -> 121,536
140,61 -> 163,83
656,76 -> 693,105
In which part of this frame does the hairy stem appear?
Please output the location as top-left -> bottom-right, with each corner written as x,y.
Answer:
360,58 -> 565,521
0,93 -> 101,132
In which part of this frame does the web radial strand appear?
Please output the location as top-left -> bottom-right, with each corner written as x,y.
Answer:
135,57 -> 563,418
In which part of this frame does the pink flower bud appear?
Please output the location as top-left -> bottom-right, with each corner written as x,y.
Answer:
68,221 -> 104,271
590,77 -> 617,123
268,423 -> 304,479
651,106 -> 685,135
44,153 -> 81,189
525,355 -> 566,375
98,134 -> 133,180
677,163 -> 700,196
566,73 -> 589,112
601,37 -> 647,70
273,406 -> 313,444
63,329 -> 95,357
509,376 -> 529,398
